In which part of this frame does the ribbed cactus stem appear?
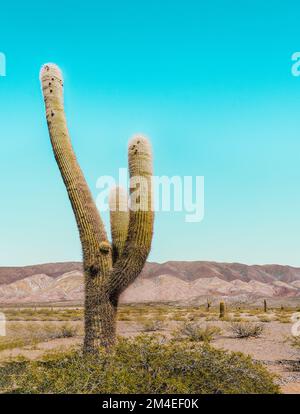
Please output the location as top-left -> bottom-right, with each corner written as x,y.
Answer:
264,299 -> 267,313
40,63 -> 115,353
109,186 -> 129,263
219,301 -> 225,318
109,135 -> 154,295
40,64 -> 110,265
40,65 -> 154,353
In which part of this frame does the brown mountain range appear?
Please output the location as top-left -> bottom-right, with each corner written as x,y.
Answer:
0,261 -> 300,305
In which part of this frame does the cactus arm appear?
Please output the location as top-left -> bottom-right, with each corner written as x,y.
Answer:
109,186 -> 129,264
40,64 -> 111,270
109,135 -> 154,295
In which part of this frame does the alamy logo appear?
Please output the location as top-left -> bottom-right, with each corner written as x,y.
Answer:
0,52 -> 6,77
0,312 -> 6,336
291,52 -> 300,77
291,312 -> 300,337
96,168 -> 204,223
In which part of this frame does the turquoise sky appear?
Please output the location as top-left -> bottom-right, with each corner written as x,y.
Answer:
1,1 -> 300,266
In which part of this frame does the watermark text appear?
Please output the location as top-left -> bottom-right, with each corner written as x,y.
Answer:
96,168 -> 204,223
0,52 -> 6,77
291,52 -> 300,77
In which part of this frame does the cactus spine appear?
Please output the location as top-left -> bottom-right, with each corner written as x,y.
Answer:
264,299 -> 267,313
219,301 -> 225,318
40,64 -> 154,353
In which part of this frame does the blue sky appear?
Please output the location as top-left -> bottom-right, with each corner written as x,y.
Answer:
1,1 -> 300,266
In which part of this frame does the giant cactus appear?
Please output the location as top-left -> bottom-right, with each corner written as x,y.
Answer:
40,63 -> 154,353
264,299 -> 267,313
219,301 -> 225,318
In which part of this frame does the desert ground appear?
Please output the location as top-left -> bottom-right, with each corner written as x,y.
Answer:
0,304 -> 299,394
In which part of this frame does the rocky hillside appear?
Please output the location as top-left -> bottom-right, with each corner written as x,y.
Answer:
0,262 -> 82,285
0,261 -> 300,304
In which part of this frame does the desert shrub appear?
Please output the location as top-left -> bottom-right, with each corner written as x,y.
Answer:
117,311 -> 133,321
0,322 -> 79,351
5,307 -> 83,322
220,315 -> 233,322
59,324 -> 78,338
288,335 -> 300,350
190,312 -> 206,319
245,309 -> 262,316
277,317 -> 291,324
0,338 -> 25,352
0,360 -> 26,393
259,316 -> 272,323
0,335 -> 279,394
205,315 -> 219,322
141,320 -> 164,332
172,314 -> 186,321
24,322 -> 79,340
230,322 -> 264,338
232,317 -> 246,322
176,322 -> 222,342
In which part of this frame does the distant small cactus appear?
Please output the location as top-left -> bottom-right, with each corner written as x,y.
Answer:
219,301 -> 225,318
264,299 -> 267,313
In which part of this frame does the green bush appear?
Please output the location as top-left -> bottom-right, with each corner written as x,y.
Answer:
0,335 -> 279,394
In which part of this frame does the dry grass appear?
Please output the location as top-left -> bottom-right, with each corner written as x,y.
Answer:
289,335 -> 300,350
259,316 -> 272,323
0,322 -> 79,351
0,304 -> 298,355
276,317 -> 291,324
141,319 -> 165,332
2,308 -> 83,321
174,322 -> 222,342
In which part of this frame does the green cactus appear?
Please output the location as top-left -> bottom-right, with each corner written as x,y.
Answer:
264,299 -> 267,313
219,301 -> 225,318
40,64 -> 154,353
206,298 -> 212,312
109,186 -> 129,263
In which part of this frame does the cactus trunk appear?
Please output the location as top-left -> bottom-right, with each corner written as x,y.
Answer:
219,301 -> 225,318
40,64 -> 154,353
264,299 -> 267,313
84,285 -> 118,351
